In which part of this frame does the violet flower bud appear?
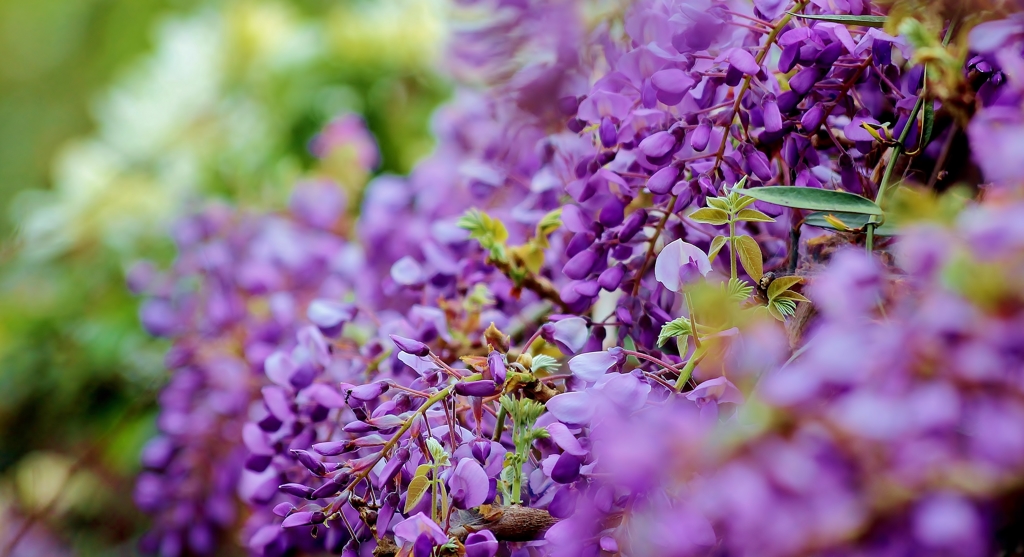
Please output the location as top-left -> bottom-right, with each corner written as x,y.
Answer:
390,334 -> 430,357
598,265 -> 625,291
279,483 -> 316,499
638,131 -> 677,159
618,209 -> 647,242
563,249 -> 598,280
691,118 -> 712,152
291,449 -> 327,476
761,93 -> 782,133
814,42 -> 844,68
789,67 -> 823,95
311,477 -> 345,499
801,103 -> 825,132
348,381 -> 390,403
455,380 -> 501,397
376,448 -> 410,488
779,42 -> 799,73
551,453 -> 583,484
646,165 -> 680,195
488,351 -> 507,383
743,144 -> 773,181
598,117 -> 617,148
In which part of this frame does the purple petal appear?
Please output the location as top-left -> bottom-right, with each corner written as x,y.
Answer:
655,239 -> 711,291
394,513 -> 448,545
568,351 -> 618,382
547,391 -> 596,425
450,458 -> 489,509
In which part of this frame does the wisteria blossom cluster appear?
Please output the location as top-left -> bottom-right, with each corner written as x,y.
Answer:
134,1 -> 1024,556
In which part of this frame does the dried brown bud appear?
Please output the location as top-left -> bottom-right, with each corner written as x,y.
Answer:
484,322 -> 511,353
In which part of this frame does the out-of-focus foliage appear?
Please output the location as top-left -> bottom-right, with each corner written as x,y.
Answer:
0,0 -> 449,554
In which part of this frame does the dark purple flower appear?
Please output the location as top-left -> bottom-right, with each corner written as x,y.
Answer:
647,165 -> 680,195
464,530 -> 499,557
390,334 -> 430,357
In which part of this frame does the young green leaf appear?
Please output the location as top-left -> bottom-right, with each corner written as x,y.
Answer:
658,318 -> 693,347
708,235 -> 728,263
405,473 -> 431,512
790,12 -> 887,27
735,235 -> 764,281
530,354 -> 561,374
736,209 -> 776,223
438,480 -> 450,520
774,290 -> 812,303
737,187 -> 883,215
727,277 -> 754,302
707,197 -> 730,211
688,208 -> 730,225
734,195 -> 757,211
767,276 -> 804,300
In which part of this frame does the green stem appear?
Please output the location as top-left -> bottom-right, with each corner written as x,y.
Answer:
684,292 -> 702,349
491,405 -> 507,442
728,219 -> 737,280
674,347 -> 708,392
867,17 -> 958,252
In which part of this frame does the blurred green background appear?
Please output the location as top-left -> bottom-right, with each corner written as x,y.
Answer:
0,0 -> 450,553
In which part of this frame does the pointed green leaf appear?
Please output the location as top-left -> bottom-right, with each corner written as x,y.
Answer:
734,195 -> 757,210
767,276 -> 804,300
707,197 -> 730,211
736,209 -> 776,223
688,208 -> 730,225
438,480 -> 450,519
405,473 -> 431,512
774,290 -> 812,304
919,99 -> 934,151
790,12 -> 887,27
738,187 -> 883,215
658,318 -> 693,347
708,235 -> 728,262
727,277 -> 754,302
767,304 -> 785,321
803,211 -> 898,235
735,235 -> 764,282
414,464 -> 432,479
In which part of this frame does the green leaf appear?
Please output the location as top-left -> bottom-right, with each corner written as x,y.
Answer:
707,197 -> 730,211
658,318 -> 692,347
438,479 -> 450,519
734,235 -> 764,281
727,277 -> 754,302
405,472 -> 431,512
737,187 -> 883,216
688,208 -> 730,225
803,211 -> 898,235
774,298 -> 798,316
734,195 -> 757,211
774,290 -> 811,304
767,276 -> 804,300
736,209 -> 776,223
767,304 -> 785,321
919,99 -> 934,152
790,12 -> 887,27
708,235 -> 728,263
530,354 -> 561,374
458,209 -> 509,245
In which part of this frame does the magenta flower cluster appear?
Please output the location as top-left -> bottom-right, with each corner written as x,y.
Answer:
133,1 -> 1024,556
